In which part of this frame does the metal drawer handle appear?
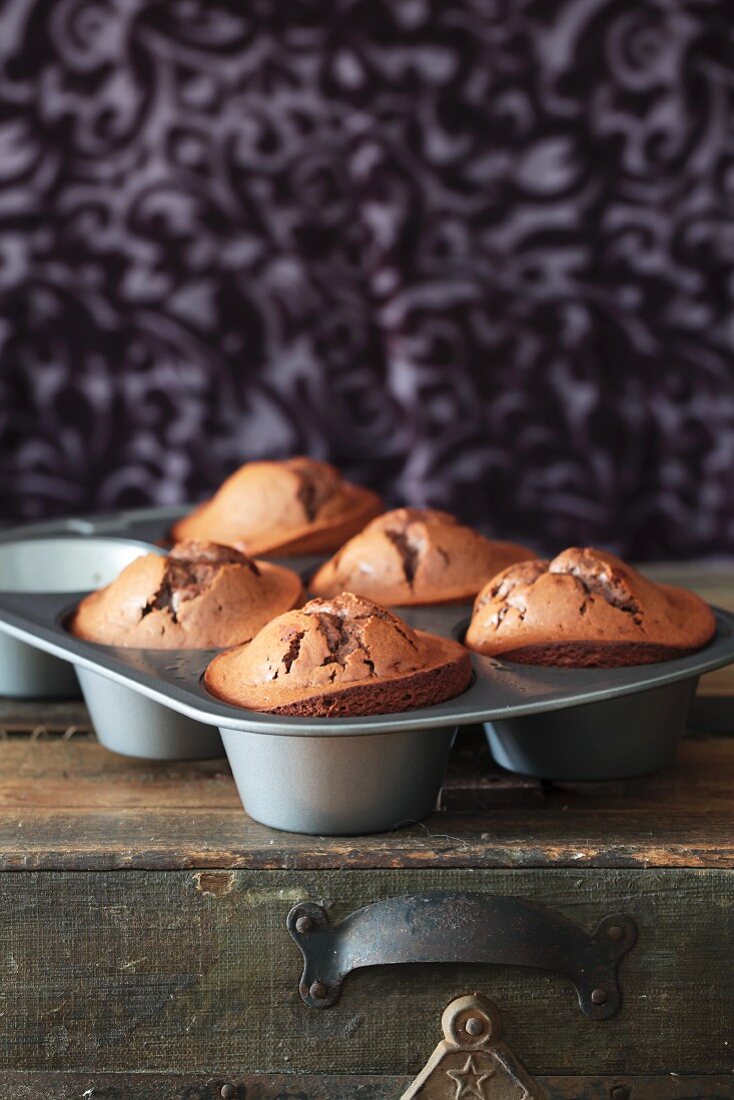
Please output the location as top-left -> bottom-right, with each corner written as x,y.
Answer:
401,993 -> 545,1099
287,891 -> 636,1019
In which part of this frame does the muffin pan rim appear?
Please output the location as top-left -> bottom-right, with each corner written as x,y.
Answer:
0,509 -> 732,738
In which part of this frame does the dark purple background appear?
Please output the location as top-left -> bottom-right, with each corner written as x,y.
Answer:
1,0 -> 732,558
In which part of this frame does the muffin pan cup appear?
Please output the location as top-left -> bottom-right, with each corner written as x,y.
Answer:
0,510 -> 733,833
0,529 -> 223,758
75,668 -> 224,761
484,677 -> 698,781
0,536 -> 163,700
0,631 -> 79,700
221,725 -> 457,835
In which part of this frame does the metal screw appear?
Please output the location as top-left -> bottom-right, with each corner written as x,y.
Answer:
591,987 -> 608,1005
610,1087 -> 631,1100
309,980 -> 328,1000
220,1086 -> 237,1100
607,924 -> 625,942
464,1016 -> 484,1036
295,914 -> 313,933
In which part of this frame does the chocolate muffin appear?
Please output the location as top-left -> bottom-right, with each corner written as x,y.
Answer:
204,592 -> 472,716
71,541 -> 303,649
171,457 -> 382,556
465,547 -> 716,667
310,507 -> 536,605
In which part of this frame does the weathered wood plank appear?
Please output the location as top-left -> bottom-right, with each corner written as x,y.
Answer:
0,698 -> 91,736
0,738 -> 236,810
0,737 -> 732,869
0,868 -> 730,1076
3,805 -> 734,870
2,1074 -> 733,1100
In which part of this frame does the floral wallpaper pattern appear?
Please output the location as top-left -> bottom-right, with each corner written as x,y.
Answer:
0,0 -> 732,557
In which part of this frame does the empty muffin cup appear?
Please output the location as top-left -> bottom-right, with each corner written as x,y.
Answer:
0,537 -> 154,698
485,676 -> 698,781
220,724 -> 457,834
76,668 -> 223,761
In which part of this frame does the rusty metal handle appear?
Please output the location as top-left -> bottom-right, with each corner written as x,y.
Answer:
287,892 -> 636,1019
400,993 -> 546,1099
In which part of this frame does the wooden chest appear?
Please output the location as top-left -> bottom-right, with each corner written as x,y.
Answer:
1,565 -> 733,1098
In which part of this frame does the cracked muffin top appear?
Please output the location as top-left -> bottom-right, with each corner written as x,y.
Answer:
465,547 -> 716,667
70,541 -> 303,649
204,592 -> 472,716
171,457 -> 382,556
310,508 -> 536,605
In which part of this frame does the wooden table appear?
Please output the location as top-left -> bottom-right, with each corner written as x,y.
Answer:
0,705 -> 732,1096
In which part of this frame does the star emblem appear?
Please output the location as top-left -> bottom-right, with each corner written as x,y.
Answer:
446,1055 -> 494,1099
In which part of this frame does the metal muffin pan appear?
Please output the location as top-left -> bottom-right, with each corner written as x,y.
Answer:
0,508 -> 733,833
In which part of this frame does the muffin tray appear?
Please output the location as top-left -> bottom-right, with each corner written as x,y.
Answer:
1,507 -> 734,835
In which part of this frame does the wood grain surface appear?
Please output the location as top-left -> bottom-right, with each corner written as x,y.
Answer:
0,867 -> 731,1075
2,1074 -> 733,1099
0,731 -> 730,869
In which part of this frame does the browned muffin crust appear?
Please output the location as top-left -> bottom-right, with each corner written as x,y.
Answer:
465,547 -> 716,667
71,540 -> 303,649
146,541 -> 258,618
171,457 -> 382,556
204,592 -> 472,716
310,507 -> 536,605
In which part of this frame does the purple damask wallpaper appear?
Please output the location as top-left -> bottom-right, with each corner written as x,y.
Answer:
0,0 -> 732,558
